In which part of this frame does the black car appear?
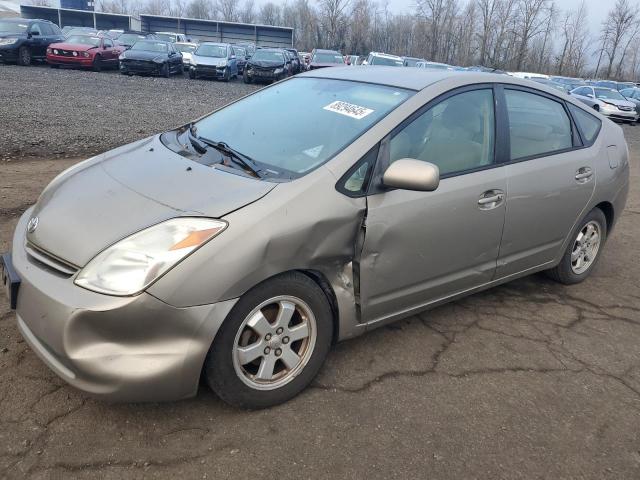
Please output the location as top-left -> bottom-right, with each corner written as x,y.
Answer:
243,48 -> 289,84
119,40 -> 183,77
115,31 -> 157,49
285,48 -> 301,74
0,18 -> 64,66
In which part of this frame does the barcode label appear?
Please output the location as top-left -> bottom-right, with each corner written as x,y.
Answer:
323,101 -> 374,119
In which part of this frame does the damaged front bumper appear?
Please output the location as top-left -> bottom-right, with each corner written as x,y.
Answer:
11,209 -> 238,402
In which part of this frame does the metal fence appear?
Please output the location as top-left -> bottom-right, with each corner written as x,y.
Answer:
18,6 -> 293,48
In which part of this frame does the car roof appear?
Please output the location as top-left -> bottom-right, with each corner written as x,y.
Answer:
299,66 -> 519,91
371,52 -> 403,60
5,18 -> 49,23
200,42 -> 230,46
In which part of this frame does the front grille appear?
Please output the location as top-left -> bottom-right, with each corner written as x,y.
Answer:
57,49 -> 77,57
125,60 -> 156,71
25,242 -> 78,277
197,65 -> 222,74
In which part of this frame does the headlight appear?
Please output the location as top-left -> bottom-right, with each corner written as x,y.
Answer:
75,218 -> 227,296
153,56 -> 164,63
0,38 -> 18,46
81,51 -> 90,58
274,68 -> 283,74
72,51 -> 78,57
119,53 -> 126,60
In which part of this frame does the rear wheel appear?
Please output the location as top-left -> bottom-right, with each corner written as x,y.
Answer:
546,208 -> 607,285
17,46 -> 31,66
205,272 -> 333,409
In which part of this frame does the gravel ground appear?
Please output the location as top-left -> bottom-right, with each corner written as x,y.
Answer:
0,64 -> 257,161
1,66 -> 640,479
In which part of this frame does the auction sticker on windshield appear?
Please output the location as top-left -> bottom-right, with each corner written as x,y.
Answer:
323,101 -> 374,119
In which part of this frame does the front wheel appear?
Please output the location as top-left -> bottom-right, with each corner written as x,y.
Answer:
188,68 -> 196,79
243,71 -> 252,84
92,55 -> 102,72
546,208 -> 607,284
205,272 -> 333,409
17,46 -> 31,66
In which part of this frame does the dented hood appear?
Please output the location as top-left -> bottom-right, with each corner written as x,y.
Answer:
27,136 -> 276,267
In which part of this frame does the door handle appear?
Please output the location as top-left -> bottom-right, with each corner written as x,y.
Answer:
575,167 -> 593,183
478,190 -> 505,209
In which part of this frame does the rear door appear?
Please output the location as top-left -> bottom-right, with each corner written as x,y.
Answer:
495,86 -> 596,278
358,86 -> 508,323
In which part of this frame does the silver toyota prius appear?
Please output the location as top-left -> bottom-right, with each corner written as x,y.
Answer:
1,68 -> 630,408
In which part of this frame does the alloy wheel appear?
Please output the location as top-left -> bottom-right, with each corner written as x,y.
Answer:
232,295 -> 317,391
570,220 -> 601,275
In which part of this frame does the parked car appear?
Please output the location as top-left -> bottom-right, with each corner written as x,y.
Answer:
285,48 -> 301,74
63,27 -> 99,38
243,47 -> 289,83
531,78 -> 568,94
617,81 -> 636,91
115,31 -> 156,49
308,48 -> 344,69
345,54 -> 359,65
363,52 -> 403,66
570,86 -> 638,123
298,51 -> 310,69
595,80 -> 619,90
154,31 -> 188,43
0,18 -> 64,66
175,41 -> 197,70
189,42 -> 238,81
119,40 -> 183,77
620,87 -> 640,113
416,60 -> 452,70
2,70 -> 629,409
46,34 -> 124,71
231,44 -> 248,74
402,56 -> 425,67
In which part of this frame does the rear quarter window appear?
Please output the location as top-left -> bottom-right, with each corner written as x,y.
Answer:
568,104 -> 601,145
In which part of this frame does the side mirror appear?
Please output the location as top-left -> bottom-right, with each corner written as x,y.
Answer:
587,94 -> 594,98
382,159 -> 440,192
230,54 -> 236,60
29,31 -> 40,37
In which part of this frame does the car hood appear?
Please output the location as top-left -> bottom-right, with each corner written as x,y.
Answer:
310,62 -> 341,68
122,50 -> 165,61
600,98 -> 636,108
27,136 -> 277,267
49,42 -> 95,52
248,60 -> 283,68
192,55 -> 227,67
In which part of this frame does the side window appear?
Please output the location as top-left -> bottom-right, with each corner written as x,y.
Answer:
568,104 -> 601,144
29,23 -> 42,35
505,89 -> 572,160
40,24 -> 53,35
338,145 -> 379,196
389,89 -> 495,176
50,24 -> 62,35
103,38 -> 113,47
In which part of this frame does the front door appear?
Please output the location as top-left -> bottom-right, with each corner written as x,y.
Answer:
359,86 -> 507,323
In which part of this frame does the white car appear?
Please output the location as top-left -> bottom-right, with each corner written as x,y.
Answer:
570,86 -> 639,124
415,61 -> 452,70
362,52 -> 403,67
175,42 -> 197,70
154,31 -> 188,43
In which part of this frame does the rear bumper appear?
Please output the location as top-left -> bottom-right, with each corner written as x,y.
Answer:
11,208 -> 238,402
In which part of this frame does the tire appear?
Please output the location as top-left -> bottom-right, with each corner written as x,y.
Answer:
17,46 -> 31,66
243,71 -> 252,84
222,69 -> 230,82
161,63 -> 170,78
92,55 -> 102,72
189,68 -> 196,79
205,272 -> 334,409
546,208 -> 607,285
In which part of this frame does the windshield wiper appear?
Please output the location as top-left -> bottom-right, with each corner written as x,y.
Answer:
198,137 -> 263,178
184,123 -> 208,154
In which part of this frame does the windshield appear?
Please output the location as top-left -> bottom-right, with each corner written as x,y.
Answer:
193,78 -> 412,176
155,33 -> 176,42
371,56 -> 403,66
65,35 -> 101,46
196,44 -> 227,58
251,50 -> 284,62
312,52 -> 343,63
595,88 -> 625,101
0,21 -> 28,33
118,34 -> 146,44
234,46 -> 246,56
131,41 -> 167,53
175,43 -> 196,53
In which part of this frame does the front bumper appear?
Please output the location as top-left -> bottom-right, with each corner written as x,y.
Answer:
601,107 -> 638,122
191,65 -> 227,79
0,44 -> 19,62
46,54 -> 93,67
245,69 -> 279,81
10,209 -> 238,402
120,60 -> 162,74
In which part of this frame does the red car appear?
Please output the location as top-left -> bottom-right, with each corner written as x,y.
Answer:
46,34 -> 124,71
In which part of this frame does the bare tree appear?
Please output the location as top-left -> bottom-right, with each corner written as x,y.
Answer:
259,2 -> 282,25
600,0 -> 640,78
186,0 -> 213,19
239,0 -> 256,23
217,0 -> 239,22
